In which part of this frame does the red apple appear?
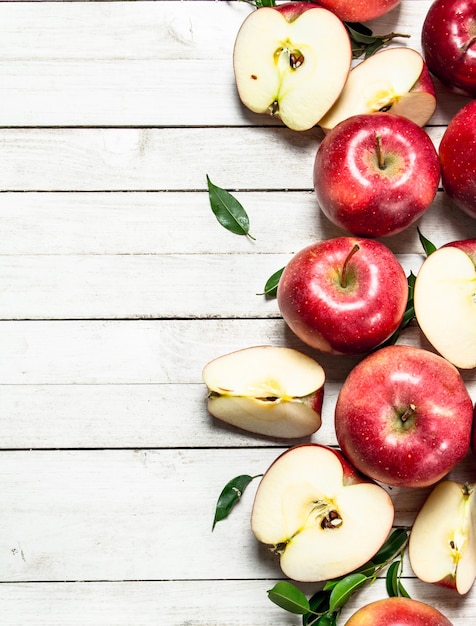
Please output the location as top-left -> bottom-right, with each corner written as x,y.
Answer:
344,597 -> 453,626
233,2 -> 352,131
251,444 -> 394,582
276,237 -> 407,355
334,345 -> 474,488
414,239 -> 476,369
313,113 -> 441,238
439,99 -> 476,218
422,0 -> 476,97
316,0 -> 401,23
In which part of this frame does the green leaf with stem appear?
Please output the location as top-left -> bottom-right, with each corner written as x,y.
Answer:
386,557 -> 411,598
268,528 -> 410,623
417,228 -> 437,256
267,581 -> 311,614
212,474 -> 260,530
258,266 -> 285,297
206,175 -> 255,240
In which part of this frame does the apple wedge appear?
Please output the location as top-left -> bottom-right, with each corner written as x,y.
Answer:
319,48 -> 436,131
409,481 -> 476,595
202,346 -> 325,438
251,444 -> 394,582
414,245 -> 476,369
233,4 -> 352,131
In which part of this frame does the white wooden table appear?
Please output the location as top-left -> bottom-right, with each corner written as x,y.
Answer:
1,1 -> 475,623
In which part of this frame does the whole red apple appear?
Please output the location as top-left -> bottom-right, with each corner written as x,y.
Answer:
316,0 -> 401,23
422,0 -> 476,97
439,100 -> 476,217
344,597 -> 453,626
276,237 -> 407,355
313,113 -> 440,238
335,344 -> 474,488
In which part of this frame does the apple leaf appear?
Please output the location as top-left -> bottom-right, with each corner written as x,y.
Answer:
258,266 -> 285,297
386,558 -> 411,599
417,228 -> 437,256
212,473 -> 258,530
206,175 -> 255,240
327,573 -> 367,614
267,581 -> 311,615
372,528 -> 410,566
344,23 -> 410,59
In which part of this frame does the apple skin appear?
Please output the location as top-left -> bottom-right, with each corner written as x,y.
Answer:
442,238 -> 476,265
439,100 -> 476,218
344,597 -> 454,626
316,0 -> 401,23
422,0 -> 476,97
313,113 -> 441,238
334,344 -> 474,488
276,237 -> 407,355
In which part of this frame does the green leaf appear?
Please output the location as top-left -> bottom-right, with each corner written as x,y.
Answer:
212,474 -> 256,530
267,581 -> 311,615
206,175 -> 255,240
344,23 -> 410,59
398,579 -> 411,599
372,529 -> 409,566
417,228 -> 437,256
303,591 -> 330,625
386,560 -> 401,597
328,573 -> 367,614
257,266 -> 285,297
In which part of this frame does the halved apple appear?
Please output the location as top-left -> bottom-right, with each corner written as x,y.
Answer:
251,444 -> 394,582
319,47 -> 436,131
202,346 -> 325,438
414,245 -> 476,369
233,4 -> 352,131
409,480 -> 476,595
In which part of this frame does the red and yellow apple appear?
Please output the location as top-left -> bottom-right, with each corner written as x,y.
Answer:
251,443 -> 394,582
233,2 -> 352,131
344,597 -> 453,626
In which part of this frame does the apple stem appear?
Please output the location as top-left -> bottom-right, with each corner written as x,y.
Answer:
340,244 -> 360,288
375,134 -> 386,170
400,403 -> 416,423
462,36 -> 476,53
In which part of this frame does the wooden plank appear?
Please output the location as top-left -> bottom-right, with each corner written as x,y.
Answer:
0,579 -> 472,625
1,192 -> 475,255
0,448 -> 475,583
0,126 -> 446,192
0,252 -> 425,320
0,1 -> 471,127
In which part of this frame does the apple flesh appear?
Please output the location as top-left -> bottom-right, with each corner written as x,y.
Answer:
314,113 -> 441,238
319,48 -> 436,131
233,3 -> 352,131
344,597 -> 454,626
334,345 -> 474,488
277,237 -> 408,355
409,480 -> 476,595
414,243 -> 476,369
251,443 -> 394,582
439,99 -> 476,218
202,346 -> 325,438
422,0 -> 476,98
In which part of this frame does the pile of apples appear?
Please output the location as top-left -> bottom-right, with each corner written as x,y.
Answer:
204,0 -> 476,623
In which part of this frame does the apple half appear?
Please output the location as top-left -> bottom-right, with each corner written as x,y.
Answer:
319,48 -> 436,131
251,444 -> 394,582
409,481 -> 476,595
233,4 -> 352,131
202,346 -> 325,438
414,245 -> 476,369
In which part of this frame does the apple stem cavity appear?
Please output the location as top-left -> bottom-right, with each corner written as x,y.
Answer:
340,244 -> 360,288
462,35 -> 476,54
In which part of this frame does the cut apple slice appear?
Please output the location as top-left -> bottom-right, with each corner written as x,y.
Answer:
409,481 -> 476,595
202,346 -> 325,438
414,246 -> 476,369
233,6 -> 352,131
251,444 -> 394,582
319,47 -> 436,131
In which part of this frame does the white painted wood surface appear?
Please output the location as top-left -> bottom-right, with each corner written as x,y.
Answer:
0,1 -> 475,624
